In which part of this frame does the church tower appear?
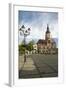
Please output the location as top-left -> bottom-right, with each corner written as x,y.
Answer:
45,24 -> 51,40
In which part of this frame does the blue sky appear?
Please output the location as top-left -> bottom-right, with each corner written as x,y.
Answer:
18,11 -> 58,45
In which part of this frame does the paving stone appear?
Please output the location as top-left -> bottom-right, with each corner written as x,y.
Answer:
19,54 -> 58,78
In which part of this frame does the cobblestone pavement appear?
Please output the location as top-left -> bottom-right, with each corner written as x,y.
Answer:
19,54 -> 58,78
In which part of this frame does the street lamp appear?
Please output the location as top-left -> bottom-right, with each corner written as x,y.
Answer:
19,25 -> 31,62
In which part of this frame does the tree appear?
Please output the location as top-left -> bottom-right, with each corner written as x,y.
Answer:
19,40 -> 34,54
26,41 -> 34,51
19,44 -> 25,54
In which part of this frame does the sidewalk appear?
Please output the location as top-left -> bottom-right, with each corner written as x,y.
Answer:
19,55 -> 40,78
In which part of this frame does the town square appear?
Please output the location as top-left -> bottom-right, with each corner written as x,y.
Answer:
18,11 -> 58,78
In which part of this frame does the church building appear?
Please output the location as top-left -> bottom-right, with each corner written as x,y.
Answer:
37,24 -> 57,54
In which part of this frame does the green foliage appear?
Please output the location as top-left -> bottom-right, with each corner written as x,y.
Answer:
19,40 -> 34,54
19,44 -> 25,55
26,41 -> 34,51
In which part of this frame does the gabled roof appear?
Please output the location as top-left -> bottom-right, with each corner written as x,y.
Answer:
37,39 -> 47,44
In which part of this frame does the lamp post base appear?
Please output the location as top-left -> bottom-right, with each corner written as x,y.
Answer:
24,54 -> 26,63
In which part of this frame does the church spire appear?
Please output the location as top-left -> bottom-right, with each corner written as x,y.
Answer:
45,24 -> 51,40
46,24 -> 50,33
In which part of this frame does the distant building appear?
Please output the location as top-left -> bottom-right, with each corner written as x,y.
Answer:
37,24 -> 57,54
33,44 -> 37,50
32,44 -> 38,54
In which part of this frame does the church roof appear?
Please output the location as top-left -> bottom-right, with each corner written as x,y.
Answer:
37,39 -> 47,44
46,24 -> 50,33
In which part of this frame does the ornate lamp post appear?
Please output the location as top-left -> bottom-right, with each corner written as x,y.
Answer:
19,25 -> 31,62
